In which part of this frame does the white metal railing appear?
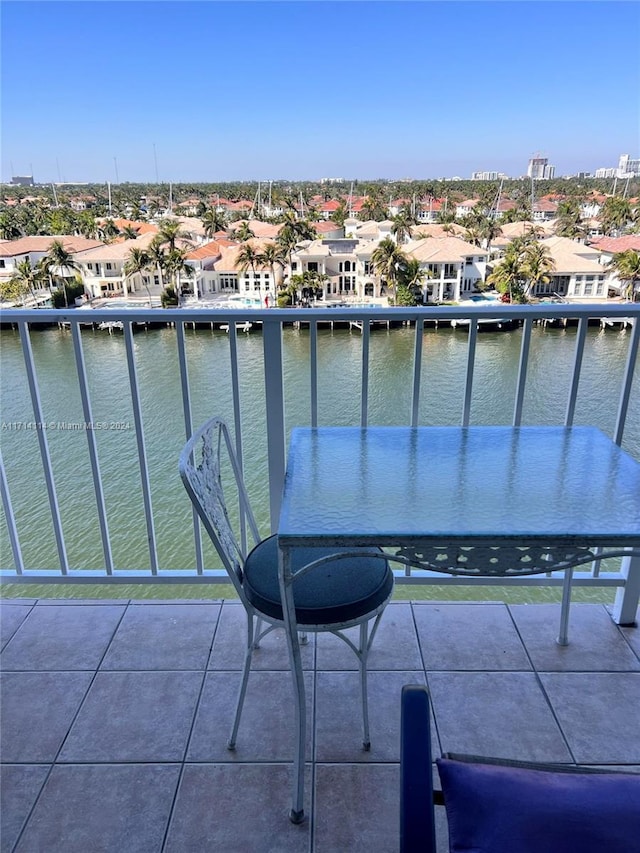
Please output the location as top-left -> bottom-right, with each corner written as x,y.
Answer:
1,303 -> 639,605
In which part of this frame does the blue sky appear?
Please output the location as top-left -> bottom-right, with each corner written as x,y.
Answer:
2,1 -> 638,183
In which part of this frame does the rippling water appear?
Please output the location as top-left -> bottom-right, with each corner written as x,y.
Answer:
1,322 -> 638,576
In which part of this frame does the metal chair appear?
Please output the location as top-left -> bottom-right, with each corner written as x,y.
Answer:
179,416 -> 394,822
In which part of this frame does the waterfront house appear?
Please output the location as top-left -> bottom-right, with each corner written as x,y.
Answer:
291,238 -> 357,299
589,236 -> 640,300
75,233 -> 163,298
184,241 -> 226,298
403,235 -> 489,302
532,236 -> 610,300
203,239 -> 280,301
0,235 -> 103,303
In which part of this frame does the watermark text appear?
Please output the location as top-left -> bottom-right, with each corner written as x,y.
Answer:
2,421 -> 131,432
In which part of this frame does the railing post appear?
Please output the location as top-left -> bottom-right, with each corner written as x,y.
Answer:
612,554 -> 640,626
263,318 -> 286,534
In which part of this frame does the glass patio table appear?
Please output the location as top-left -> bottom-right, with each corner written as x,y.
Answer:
277,425 -> 640,820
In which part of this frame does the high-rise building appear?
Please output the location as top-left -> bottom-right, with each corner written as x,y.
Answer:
527,156 -> 555,180
10,175 -> 35,186
617,154 -> 640,177
471,170 -> 508,181
595,167 -> 617,179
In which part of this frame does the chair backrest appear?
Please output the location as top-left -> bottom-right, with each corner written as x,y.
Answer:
179,416 -> 262,594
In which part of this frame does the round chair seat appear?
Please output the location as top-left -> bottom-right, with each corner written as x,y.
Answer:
243,535 -> 393,626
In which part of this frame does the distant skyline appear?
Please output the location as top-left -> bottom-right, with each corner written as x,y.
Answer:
2,1 -> 639,183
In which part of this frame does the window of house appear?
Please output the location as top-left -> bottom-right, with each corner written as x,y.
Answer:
596,282 -> 604,295
465,257 -> 473,265
106,263 -> 113,270
291,262 -> 298,271
584,282 -> 593,295
308,262 -> 318,272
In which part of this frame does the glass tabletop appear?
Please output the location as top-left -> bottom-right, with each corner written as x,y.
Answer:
278,426 -> 640,547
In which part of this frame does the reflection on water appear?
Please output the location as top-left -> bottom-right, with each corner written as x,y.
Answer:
1,323 -> 638,579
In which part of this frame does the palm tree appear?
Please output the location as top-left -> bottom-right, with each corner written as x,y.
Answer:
0,211 -> 24,239
234,221 -> 256,242
398,257 -> 431,304
521,242 -> 555,298
98,219 -> 120,242
43,240 -> 80,307
330,200 -> 348,227
600,197 -> 633,236
463,221 -> 483,247
123,247 -> 152,302
258,241 -> 287,291
487,243 -> 526,302
147,238 -> 167,291
606,249 -> 640,301
157,218 -> 193,252
555,199 -> 586,240
165,248 -> 194,303
478,217 -> 503,254
360,192 -> 388,222
371,237 -> 407,302
276,214 -> 317,273
2,257 -> 46,306
235,242 -> 261,280
391,211 -> 415,245
119,224 -> 139,240
201,207 -> 228,238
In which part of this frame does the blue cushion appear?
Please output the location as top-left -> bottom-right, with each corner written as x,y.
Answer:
437,756 -> 640,853
243,535 -> 393,625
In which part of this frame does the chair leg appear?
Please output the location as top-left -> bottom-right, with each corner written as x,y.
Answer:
228,610 -> 255,749
253,617 -> 263,649
359,621 -> 371,750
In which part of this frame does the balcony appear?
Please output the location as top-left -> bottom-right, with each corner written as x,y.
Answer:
2,598 -> 639,852
1,303 -> 639,849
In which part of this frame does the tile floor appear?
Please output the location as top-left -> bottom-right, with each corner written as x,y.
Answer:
1,599 -> 639,852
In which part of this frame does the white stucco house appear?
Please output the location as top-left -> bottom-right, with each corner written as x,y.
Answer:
403,236 -> 489,302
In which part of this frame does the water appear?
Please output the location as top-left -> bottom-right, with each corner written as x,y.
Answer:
1,322 -> 639,580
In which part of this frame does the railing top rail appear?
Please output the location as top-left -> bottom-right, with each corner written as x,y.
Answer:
2,304 -> 639,324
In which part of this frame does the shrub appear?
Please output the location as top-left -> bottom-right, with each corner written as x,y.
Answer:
161,285 -> 179,307
51,282 -> 85,308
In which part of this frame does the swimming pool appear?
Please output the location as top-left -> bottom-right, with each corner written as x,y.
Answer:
468,292 -> 500,302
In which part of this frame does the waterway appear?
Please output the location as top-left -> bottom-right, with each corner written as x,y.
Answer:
1,321 -> 638,598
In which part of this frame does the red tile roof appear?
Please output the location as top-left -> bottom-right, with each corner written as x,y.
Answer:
588,236 -> 640,253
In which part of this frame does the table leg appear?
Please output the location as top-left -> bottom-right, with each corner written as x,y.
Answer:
278,546 -> 306,823
612,553 -> 640,626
